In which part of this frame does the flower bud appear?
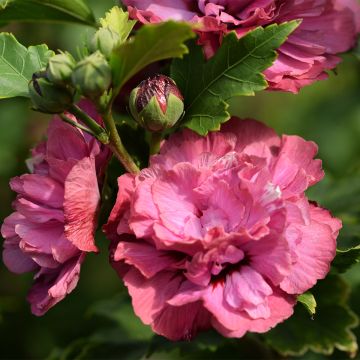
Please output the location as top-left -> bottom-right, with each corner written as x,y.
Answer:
129,74 -> 184,132
90,27 -> 120,58
28,71 -> 74,114
71,51 -> 111,99
46,52 -> 75,84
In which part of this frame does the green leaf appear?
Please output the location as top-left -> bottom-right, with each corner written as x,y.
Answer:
49,293 -> 153,360
297,292 -> 317,316
111,21 -> 195,91
147,333 -> 279,360
49,336 -> 149,360
265,275 -> 358,357
171,21 -> 299,135
0,0 -> 95,26
0,33 -> 54,99
308,170 -> 360,215
308,170 -> 360,273
333,246 -> 360,274
353,36 -> 360,61
87,293 -> 153,341
100,6 -> 136,44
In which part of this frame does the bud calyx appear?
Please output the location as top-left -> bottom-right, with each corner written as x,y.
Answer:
29,71 -> 74,114
90,27 -> 120,58
71,51 -> 111,99
47,52 -> 75,84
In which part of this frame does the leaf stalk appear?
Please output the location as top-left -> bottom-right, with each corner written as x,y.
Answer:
69,104 -> 109,144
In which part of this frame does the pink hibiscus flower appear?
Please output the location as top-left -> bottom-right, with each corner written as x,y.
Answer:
124,0 -> 360,93
105,118 -> 341,340
1,102 -> 110,315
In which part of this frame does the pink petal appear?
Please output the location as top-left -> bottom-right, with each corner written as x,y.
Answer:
3,239 -> 38,274
221,119 -> 280,159
124,0 -> 197,21
224,266 -> 272,319
10,175 -> 64,209
114,240 -> 180,278
47,119 -> 89,161
151,163 -> 203,241
28,253 -> 84,316
152,301 -> 211,341
15,198 -> 64,223
272,135 -> 324,196
243,234 -> 291,286
280,202 -> 340,294
152,129 -> 237,170
103,174 -> 136,241
130,178 -> 158,238
64,157 -> 100,253
123,268 -> 183,324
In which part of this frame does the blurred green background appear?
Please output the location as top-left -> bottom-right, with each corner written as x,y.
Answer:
0,1 -> 360,358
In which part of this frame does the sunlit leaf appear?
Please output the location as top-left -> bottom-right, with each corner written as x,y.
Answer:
171,21 -> 299,135
0,33 -> 54,99
111,21 -> 195,91
298,292 -> 317,316
100,6 -> 136,44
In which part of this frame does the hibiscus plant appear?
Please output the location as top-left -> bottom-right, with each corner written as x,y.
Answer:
1,0 -> 360,359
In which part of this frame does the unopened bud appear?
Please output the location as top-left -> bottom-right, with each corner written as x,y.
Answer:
71,51 -> 111,99
90,27 -> 120,58
129,74 -> 184,132
29,72 -> 74,114
46,52 -> 75,84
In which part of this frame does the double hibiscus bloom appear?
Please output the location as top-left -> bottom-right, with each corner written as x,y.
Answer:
125,0 -> 360,92
2,0 -> 359,341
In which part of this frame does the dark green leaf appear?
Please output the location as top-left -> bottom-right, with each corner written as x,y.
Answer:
49,293 -> 153,360
171,21 -> 299,135
297,292 -> 317,316
308,169 -> 360,272
353,36 -> 360,61
0,33 -> 54,98
87,293 -> 153,341
147,334 -> 277,360
308,170 -> 360,273
333,246 -> 360,274
308,171 -> 360,215
111,21 -> 195,91
0,0 -> 95,26
265,275 -> 358,357
48,336 -> 149,360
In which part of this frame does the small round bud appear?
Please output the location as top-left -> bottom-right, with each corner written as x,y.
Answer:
29,72 -> 74,114
71,51 -> 112,99
129,74 -> 184,132
46,52 -> 75,84
90,27 -> 120,58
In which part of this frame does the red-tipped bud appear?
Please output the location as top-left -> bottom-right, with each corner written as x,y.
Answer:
129,74 -> 184,132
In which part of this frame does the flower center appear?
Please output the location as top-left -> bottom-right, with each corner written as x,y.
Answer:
211,254 -> 250,288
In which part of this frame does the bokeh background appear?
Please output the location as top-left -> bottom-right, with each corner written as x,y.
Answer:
0,0 -> 360,358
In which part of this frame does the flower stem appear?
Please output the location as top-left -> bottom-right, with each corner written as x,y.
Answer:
59,114 -> 95,136
102,107 -> 140,174
69,104 -> 109,144
149,132 -> 163,155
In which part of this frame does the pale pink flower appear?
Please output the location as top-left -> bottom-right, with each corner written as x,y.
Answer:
1,102 -> 110,315
124,0 -> 360,93
105,118 -> 341,340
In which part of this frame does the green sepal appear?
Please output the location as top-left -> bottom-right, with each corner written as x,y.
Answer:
29,72 -> 74,113
71,51 -> 111,99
